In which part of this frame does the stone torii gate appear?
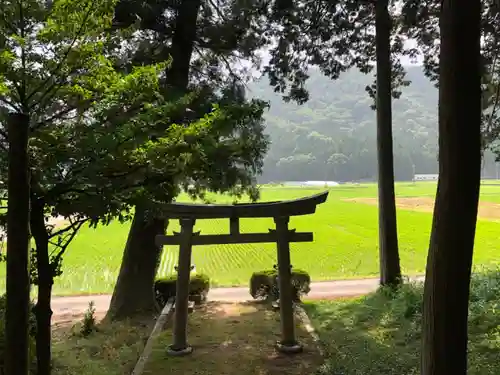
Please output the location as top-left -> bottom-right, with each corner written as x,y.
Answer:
155,191 -> 328,356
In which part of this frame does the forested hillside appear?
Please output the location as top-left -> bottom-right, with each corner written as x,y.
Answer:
251,66 -> 498,182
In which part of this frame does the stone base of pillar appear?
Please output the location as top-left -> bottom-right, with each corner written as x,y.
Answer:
167,345 -> 193,356
275,341 -> 303,354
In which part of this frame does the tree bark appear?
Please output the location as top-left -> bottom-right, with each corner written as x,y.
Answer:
5,113 -> 31,375
164,0 -> 200,91
30,196 -> 53,375
421,1 -> 481,374
107,0 -> 201,320
375,0 -> 401,286
105,207 -> 166,320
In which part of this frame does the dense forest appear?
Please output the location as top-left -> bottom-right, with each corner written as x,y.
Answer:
252,66 -> 499,183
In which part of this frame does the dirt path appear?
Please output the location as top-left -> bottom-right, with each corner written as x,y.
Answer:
344,196 -> 500,220
51,276 -> 425,321
0,216 -> 69,239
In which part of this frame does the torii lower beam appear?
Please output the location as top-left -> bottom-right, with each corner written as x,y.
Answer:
157,231 -> 313,246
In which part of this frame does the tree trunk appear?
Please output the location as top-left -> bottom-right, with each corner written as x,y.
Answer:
375,0 -> 401,286
105,207 -> 166,320
421,1 -> 481,374
30,196 -> 53,375
164,0 -> 201,91
5,113 -> 31,375
107,0 -> 201,320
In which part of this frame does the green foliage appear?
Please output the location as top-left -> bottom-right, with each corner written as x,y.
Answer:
254,67 -> 500,183
112,0 -> 415,106
262,1 -> 416,104
79,301 -> 97,337
0,0 -> 119,111
112,0 -> 269,84
0,0 -> 270,286
154,273 -> 211,307
249,268 -> 310,302
0,295 -> 37,374
306,269 -> 500,375
401,0 -> 500,152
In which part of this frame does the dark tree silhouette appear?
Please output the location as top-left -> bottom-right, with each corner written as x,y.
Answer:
421,0 -> 482,374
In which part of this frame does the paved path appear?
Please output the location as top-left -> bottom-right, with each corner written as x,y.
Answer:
51,276 -> 425,318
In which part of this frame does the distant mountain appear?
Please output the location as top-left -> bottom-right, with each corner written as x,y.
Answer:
249,66 -> 498,182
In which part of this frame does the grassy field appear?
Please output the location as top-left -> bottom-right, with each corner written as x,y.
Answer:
2,181 -> 500,295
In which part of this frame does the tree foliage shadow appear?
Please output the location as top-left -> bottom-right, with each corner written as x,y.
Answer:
146,300 -> 324,375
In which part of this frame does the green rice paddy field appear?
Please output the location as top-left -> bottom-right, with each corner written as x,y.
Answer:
2,181 -> 500,296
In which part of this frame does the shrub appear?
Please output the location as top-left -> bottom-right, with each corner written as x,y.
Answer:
80,301 -> 97,337
154,273 -> 211,307
0,294 -> 37,374
249,268 -> 311,302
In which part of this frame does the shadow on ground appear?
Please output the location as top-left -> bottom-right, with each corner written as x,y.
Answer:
51,301 -> 323,375
50,272 -> 500,375
144,301 -> 323,375
304,275 -> 500,375
52,315 -> 153,375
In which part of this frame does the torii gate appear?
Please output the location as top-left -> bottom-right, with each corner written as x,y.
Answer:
155,191 -> 328,356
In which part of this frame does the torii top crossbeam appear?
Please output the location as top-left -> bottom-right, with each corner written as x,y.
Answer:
157,191 -> 329,219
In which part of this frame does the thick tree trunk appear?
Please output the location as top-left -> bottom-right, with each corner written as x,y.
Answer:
30,196 -> 53,375
375,0 -> 401,286
105,207 -> 166,320
421,1 -> 481,374
107,0 -> 201,319
5,113 -> 31,375
165,0 -> 200,91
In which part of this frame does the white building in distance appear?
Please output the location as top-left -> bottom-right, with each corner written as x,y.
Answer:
413,174 -> 439,181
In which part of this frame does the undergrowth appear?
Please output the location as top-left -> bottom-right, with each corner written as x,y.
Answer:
305,270 -> 500,375
52,319 -> 152,375
80,301 -> 97,337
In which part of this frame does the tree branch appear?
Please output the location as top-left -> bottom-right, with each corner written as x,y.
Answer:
47,217 -> 88,240
207,0 -> 228,22
49,220 -> 86,265
0,95 -> 22,111
31,106 -> 78,131
44,161 -> 146,201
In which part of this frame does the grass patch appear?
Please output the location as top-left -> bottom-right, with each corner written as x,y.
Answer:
51,302 -> 323,375
304,270 -> 500,375
2,182 -> 500,295
52,318 -> 153,375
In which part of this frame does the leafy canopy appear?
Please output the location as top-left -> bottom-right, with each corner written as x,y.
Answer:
0,0 -> 269,277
